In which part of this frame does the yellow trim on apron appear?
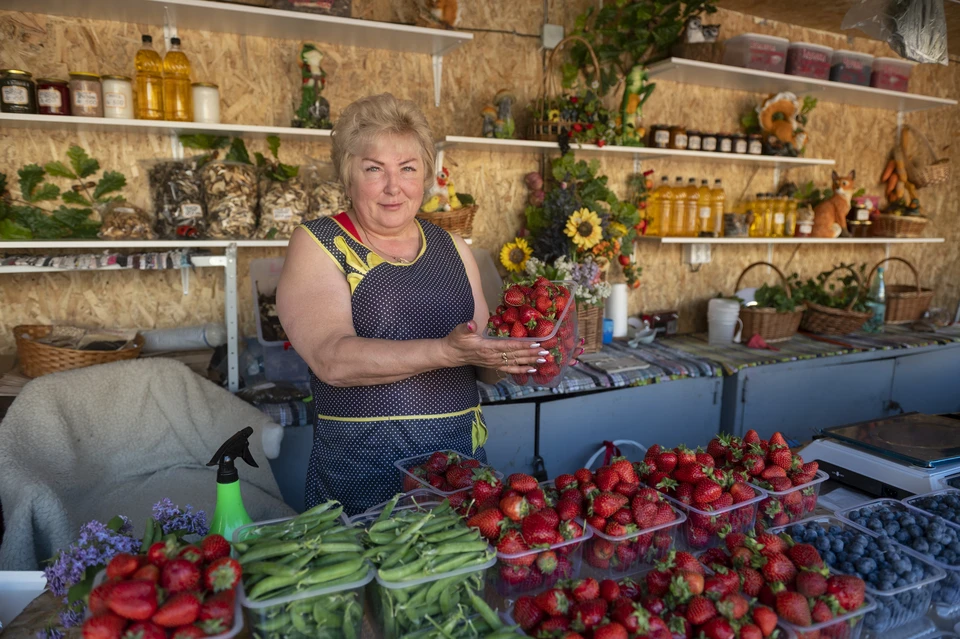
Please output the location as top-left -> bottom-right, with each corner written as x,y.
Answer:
316,404 -> 488,452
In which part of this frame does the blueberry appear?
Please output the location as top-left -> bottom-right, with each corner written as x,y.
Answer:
832,539 -> 845,552
909,525 -> 923,539
896,530 -> 911,543
901,514 -> 916,527
885,522 -> 901,536
931,542 -> 944,556
945,550 -> 957,562
789,524 -> 804,537
816,537 -> 832,551
841,561 -> 855,574
804,530 -> 819,543
829,525 -> 842,535
913,538 -> 930,553
823,550 -> 837,565
857,558 -> 877,573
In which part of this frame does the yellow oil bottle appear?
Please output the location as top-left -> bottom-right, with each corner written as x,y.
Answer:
711,179 -> 725,236
771,195 -> 786,237
785,198 -> 798,237
669,177 -> 687,237
162,37 -> 192,122
684,178 -> 700,237
648,176 -> 673,236
697,179 -> 713,236
748,194 -> 765,237
135,34 -> 164,120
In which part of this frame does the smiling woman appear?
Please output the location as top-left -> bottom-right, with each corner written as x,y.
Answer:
276,94 -> 546,515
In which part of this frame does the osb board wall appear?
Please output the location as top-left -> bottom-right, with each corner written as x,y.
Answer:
0,4 -> 957,353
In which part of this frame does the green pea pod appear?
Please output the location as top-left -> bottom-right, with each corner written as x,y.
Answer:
375,494 -> 401,525
466,588 -> 502,631
431,501 -> 452,516
232,541 -> 250,553
313,566 -> 371,590
299,499 -> 339,519
254,611 -> 291,632
391,513 -> 435,547
342,599 -> 360,639
248,570 -> 307,601
429,540 -> 490,556
240,540 -> 304,564
242,561 -> 301,577
381,536 -> 418,570
378,556 -> 428,582
379,588 -> 396,638
299,557 -> 364,587
310,602 -> 343,628
422,528 -> 480,544
290,608 -> 315,635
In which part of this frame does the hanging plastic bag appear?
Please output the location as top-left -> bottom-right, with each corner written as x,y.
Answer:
842,0 -> 948,65
146,158 -> 207,239
98,201 -> 156,240
201,161 -> 259,238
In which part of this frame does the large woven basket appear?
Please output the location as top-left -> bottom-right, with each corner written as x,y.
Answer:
529,35 -> 601,142
871,214 -> 927,238
902,125 -> 951,189
580,304 -> 604,354
735,262 -> 805,343
867,257 -> 933,324
14,325 -> 144,378
417,204 -> 478,238
800,266 -> 872,335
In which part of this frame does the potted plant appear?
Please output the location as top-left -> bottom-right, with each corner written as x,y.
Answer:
734,262 -> 805,343
790,263 -> 873,335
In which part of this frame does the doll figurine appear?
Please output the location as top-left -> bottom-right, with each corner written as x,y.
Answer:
294,44 -> 331,129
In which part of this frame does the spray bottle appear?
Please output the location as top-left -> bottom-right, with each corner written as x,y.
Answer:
207,427 -> 258,541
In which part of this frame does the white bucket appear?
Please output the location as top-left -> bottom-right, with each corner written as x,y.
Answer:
708,316 -> 743,345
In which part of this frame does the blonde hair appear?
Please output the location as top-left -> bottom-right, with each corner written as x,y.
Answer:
331,93 -> 436,192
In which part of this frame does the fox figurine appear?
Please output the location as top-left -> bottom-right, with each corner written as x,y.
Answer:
812,170 -> 856,238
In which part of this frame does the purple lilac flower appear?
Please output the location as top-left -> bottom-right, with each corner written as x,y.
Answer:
58,600 -> 85,629
42,520 -> 140,598
152,498 -> 208,537
36,627 -> 64,639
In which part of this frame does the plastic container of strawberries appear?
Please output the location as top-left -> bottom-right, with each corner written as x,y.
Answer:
393,449 -> 503,498
778,593 -> 877,639
751,470 -> 830,532
582,500 -> 686,579
483,280 -> 579,389
772,515 -> 945,634
663,484 -> 766,551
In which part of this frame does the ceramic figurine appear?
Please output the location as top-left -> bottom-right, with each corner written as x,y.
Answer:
620,65 -> 653,145
493,90 -> 516,139
421,167 -> 451,213
702,24 -> 721,42
757,92 -> 808,157
294,44 -> 331,129
685,16 -> 706,43
481,105 -> 497,138
420,0 -> 461,29
812,170 -> 856,238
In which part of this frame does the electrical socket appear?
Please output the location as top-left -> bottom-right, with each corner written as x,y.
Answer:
683,243 -> 712,265
542,24 -> 564,49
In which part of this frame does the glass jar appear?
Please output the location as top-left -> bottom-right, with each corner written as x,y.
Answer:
191,82 -> 220,123
649,124 -> 670,149
717,134 -> 733,153
101,75 -> 134,119
733,134 -> 748,154
36,78 -> 69,115
1,69 -> 37,114
701,133 -> 718,152
68,72 -> 103,117
849,220 -> 873,238
747,134 -> 763,155
686,130 -> 702,151
669,125 -> 688,150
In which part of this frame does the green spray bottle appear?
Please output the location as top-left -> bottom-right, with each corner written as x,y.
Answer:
207,427 -> 258,541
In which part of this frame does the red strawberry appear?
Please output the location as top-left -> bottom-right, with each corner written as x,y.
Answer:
571,599 -> 607,630
152,592 -> 201,628
203,556 -> 241,593
445,464 -> 473,489
645,444 -> 662,461
131,565 -> 160,583
675,446 -> 697,466
596,467 -> 620,492
570,577 -> 599,601
82,613 -> 127,639
756,532 -> 787,555
539,617 -> 572,635
717,592 -> 749,620
760,553 -> 797,584
613,508 -> 634,525
555,474 -> 578,491
526,487 -> 547,511
674,482 -> 694,504
788,544 -> 824,569
160,559 -> 200,594
499,494 -> 530,522
146,539 -> 177,568
200,534 -> 231,563
674,552 -> 705,574
657,451 -> 679,473
530,319 -> 555,338
467,507 -> 504,540
107,580 -> 158,621
701,547 -> 730,568
614,480 -> 640,498
770,432 -> 788,447
811,598 -> 837,623
686,596 -> 717,625
740,567 -> 764,596
510,322 -> 528,338
612,599 -> 649,633
741,453 -> 766,476
768,446 -> 794,471
89,581 -> 117,617
502,307 -> 521,325
797,569 -> 829,597
599,579 -> 621,603
705,567 -> 740,596
561,487 -> 583,504
170,627 -> 206,639
513,596 -> 544,631
106,553 -> 140,580
761,466 -> 787,480
593,622 -> 629,639
587,514 -> 608,531
122,621 -> 165,639
499,564 -> 538,587
591,492 -> 628,518
574,468 -> 594,485
646,567 -> 674,597
730,483 -> 756,504
701,617 -> 735,639
536,550 -> 560,575
741,624 -> 763,639
521,512 -> 556,546
198,590 -> 235,636
696,451 -> 716,468
707,435 -> 731,461
744,430 -> 761,444
424,451 -> 451,472
776,591 -> 812,626
534,588 -> 570,616
674,464 -> 707,484
498,529 -> 535,566
504,286 -> 525,307
612,457 -> 639,484
557,499 -> 581,521
693,479 -> 722,504
508,473 -> 539,493
752,606 -> 778,637
826,574 -> 866,611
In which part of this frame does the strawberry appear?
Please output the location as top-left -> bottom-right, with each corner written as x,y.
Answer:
198,590 -> 235,635
557,499 -> 581,521
741,453 -> 766,476
740,567 -> 764,596
770,432 -> 788,447
555,474 -> 578,491
768,446 -> 794,471
424,451 -> 451,472
611,599 -> 649,633
675,446 -> 697,466
502,307 -> 521,325
530,319 -> 555,338
596,467 -> 620,492
614,480 -> 640,498
520,512 -> 556,546
701,617 -> 735,639
561,487 -> 583,504
498,529 -> 535,566
693,479 -> 722,504
445,464 -> 473,489
673,464 -> 707,484
587,514 -> 608,531
499,494 -> 530,522
89,581 -> 117,617
539,616 -> 572,635
759,553 -> 797,584
696,451 -> 716,468
82,612 -> 127,639
752,606 -> 778,637
513,596 -> 544,631
146,539 -> 177,568
796,569 -> 829,598
611,457 -> 639,484
657,451 -> 679,473
674,551 -> 704,574
674,482 -> 694,504
131,565 -> 160,583
811,598 -> 837,623
106,553 -> 140,580
526,487 -> 547,511
646,568 -> 674,597
826,574 -> 866,611
572,599 -> 607,630
170,627 -> 206,639
499,564 -> 538,588
160,559 -> 200,594
591,492 -> 628,518
707,435 -> 732,461
701,547 -> 730,569
593,622 -> 629,639
574,468 -> 593,485
122,621 -> 165,639
741,624 -> 763,639
756,532 -> 787,555
152,592 -> 201,628
788,544 -> 824,569
536,550 -> 560,575
686,596 -> 717,625
717,592 -> 749,620
471,469 -> 502,504
504,286 -> 525,307
200,534 -> 231,563
467,507 -> 504,540
599,579 -> 621,603
203,556 -> 241,593
760,466 -> 787,480
539,507 -> 560,528
705,567 -> 740,596
776,591 -> 812,626
107,580 -> 158,621
505,472 -> 538,493
744,430 -> 761,444
730,483 -> 756,504
534,588 -> 570,616
680,570 -> 705,596
510,322 -> 528,338
535,295 -> 554,314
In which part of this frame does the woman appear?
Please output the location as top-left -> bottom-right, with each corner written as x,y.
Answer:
277,93 -> 547,515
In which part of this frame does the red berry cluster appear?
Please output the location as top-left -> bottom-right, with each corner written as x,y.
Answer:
463,472 -> 585,595
702,530 -> 867,638
511,550 -> 779,639
83,535 -> 238,639
702,431 -> 821,531
401,450 -> 484,495
555,462 -> 678,573
635,445 -> 759,549
487,277 -> 577,386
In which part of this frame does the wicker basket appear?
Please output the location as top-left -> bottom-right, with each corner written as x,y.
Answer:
14,325 -> 144,378
871,214 -> 928,238
800,266 -> 872,335
417,204 -> 478,238
867,257 -> 933,324
734,262 -> 805,343
580,304 -> 604,354
902,125 -> 951,188
529,35 -> 602,142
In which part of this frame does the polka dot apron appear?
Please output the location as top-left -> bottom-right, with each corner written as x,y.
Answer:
299,214 -> 488,516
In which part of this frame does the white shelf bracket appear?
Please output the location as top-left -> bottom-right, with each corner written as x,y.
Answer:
181,265 -> 190,296
773,166 -> 782,190
225,244 -> 240,392
767,243 -> 773,264
633,155 -> 642,175
885,242 -> 891,260
896,111 -> 904,138
432,55 -> 443,108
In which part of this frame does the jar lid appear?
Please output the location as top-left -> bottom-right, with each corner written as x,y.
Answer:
687,130 -> 701,135
101,74 -> 131,81
748,133 -> 762,139
192,82 -> 219,88
37,78 -> 68,84
1,69 -> 33,77
69,72 -> 101,79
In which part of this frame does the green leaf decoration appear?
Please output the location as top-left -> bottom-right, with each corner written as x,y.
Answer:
18,164 -> 46,202
15,207 -> 68,238
254,152 -> 268,168
457,193 -> 475,206
179,134 -> 230,150
32,183 -> 61,202
44,161 -> 78,179
0,218 -> 33,239
225,138 -> 251,164
267,135 -> 281,160
61,191 -> 91,206
93,171 -> 126,201
67,146 -> 100,179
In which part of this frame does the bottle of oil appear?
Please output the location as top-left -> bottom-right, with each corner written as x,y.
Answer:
771,195 -> 786,237
749,193 -> 766,237
785,197 -> 798,237
648,176 -> 672,236
135,34 -> 164,120
763,194 -> 775,238
670,177 -> 687,237
711,179 -> 726,237
697,179 -> 713,236
162,37 -> 192,122
684,178 -> 700,237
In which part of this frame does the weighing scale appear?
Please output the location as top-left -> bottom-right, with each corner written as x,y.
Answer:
800,413 -> 960,499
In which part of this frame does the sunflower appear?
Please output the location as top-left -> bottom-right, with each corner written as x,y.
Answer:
564,208 -> 603,250
499,237 -> 533,273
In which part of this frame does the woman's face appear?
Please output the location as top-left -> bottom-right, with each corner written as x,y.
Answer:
349,133 -> 425,233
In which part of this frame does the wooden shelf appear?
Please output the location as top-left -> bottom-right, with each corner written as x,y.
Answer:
0,113 -> 333,142
637,236 -> 945,245
645,58 -> 957,113
441,136 -> 835,169
3,0 -> 473,57
0,239 -> 289,249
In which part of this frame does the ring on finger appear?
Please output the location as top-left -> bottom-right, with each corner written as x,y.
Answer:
501,352 -> 508,364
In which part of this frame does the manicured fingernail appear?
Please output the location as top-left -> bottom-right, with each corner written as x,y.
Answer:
529,343 -> 541,348
579,337 -> 585,345
536,358 -> 546,363
539,350 -> 550,356
527,368 -> 537,373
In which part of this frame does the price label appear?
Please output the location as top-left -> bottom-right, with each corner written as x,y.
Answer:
105,92 -> 126,108
654,130 -> 670,145
702,138 -> 717,152
2,85 -> 28,105
674,134 -> 688,149
857,209 -> 870,221
75,90 -> 99,107
179,204 -> 203,219
699,206 -> 711,219
273,207 -> 293,221
799,223 -> 813,234
37,88 -> 62,108
774,214 -> 785,224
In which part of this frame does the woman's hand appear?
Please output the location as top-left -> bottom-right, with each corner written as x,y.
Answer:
444,321 -> 547,374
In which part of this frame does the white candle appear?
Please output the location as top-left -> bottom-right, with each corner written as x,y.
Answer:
101,75 -> 134,119
191,82 -> 220,124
